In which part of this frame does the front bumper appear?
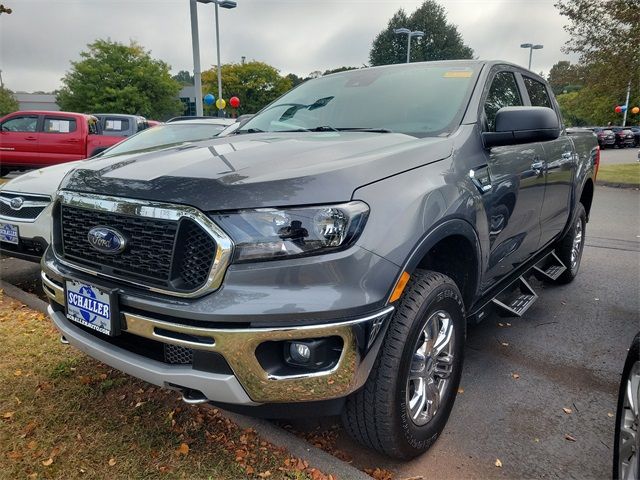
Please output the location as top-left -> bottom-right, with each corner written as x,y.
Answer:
0,203 -> 52,262
43,269 -> 394,405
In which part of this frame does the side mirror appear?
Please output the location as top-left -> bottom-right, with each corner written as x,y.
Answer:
483,106 -> 560,148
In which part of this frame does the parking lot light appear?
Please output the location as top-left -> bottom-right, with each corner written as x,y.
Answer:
520,43 -> 543,70
394,28 -> 424,63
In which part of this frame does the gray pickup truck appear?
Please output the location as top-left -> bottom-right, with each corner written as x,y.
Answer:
42,60 -> 598,459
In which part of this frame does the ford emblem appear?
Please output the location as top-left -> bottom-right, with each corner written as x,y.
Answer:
87,226 -> 126,254
9,197 -> 24,210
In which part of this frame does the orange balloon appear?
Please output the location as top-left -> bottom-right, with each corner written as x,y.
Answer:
632,106 -> 640,115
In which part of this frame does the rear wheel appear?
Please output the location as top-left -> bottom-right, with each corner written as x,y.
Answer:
342,270 -> 465,459
552,203 -> 586,284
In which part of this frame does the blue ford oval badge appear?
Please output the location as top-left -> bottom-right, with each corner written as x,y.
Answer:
87,226 -> 126,254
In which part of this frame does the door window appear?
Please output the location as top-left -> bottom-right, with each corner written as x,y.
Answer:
104,118 -> 129,132
1,116 -> 38,132
523,77 -> 552,108
43,117 -> 77,133
483,72 -> 523,131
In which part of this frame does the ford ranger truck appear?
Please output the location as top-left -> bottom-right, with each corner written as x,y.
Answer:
42,60 -> 598,459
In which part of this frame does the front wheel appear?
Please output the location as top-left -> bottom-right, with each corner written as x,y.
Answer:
342,270 -> 465,459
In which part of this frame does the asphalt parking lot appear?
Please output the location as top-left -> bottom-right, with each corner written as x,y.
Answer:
1,148 -> 638,479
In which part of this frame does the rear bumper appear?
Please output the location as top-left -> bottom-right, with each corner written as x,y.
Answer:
44,270 -> 394,405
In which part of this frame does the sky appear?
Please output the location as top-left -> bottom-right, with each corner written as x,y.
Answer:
0,0 -> 578,93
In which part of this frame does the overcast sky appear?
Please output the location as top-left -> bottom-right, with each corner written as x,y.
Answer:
0,0 -> 578,93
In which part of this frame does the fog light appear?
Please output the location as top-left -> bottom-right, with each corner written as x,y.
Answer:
290,342 -> 311,363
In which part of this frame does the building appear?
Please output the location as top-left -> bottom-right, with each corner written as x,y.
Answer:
179,86 -> 197,116
14,92 -> 60,111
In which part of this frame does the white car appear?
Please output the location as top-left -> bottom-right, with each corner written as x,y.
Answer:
0,117 -> 237,262
0,161 -> 82,261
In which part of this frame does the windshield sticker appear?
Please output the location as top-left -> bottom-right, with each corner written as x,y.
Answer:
443,70 -> 473,78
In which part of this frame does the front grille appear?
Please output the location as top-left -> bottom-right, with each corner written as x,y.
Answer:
0,192 -> 50,220
58,204 -> 217,292
164,344 -> 194,364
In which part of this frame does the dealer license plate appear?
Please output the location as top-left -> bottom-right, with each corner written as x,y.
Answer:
0,223 -> 19,245
65,280 -> 116,336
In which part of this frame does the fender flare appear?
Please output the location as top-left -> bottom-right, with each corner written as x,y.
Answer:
388,218 -> 483,305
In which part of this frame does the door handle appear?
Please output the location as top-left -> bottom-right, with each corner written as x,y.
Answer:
63,139 -> 79,143
25,136 -> 37,141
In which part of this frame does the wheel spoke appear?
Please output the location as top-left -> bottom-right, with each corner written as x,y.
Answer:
409,379 -> 427,421
425,379 -> 441,420
435,353 -> 454,379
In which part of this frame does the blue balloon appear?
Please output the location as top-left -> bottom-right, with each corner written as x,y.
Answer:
620,105 -> 627,112
204,93 -> 215,105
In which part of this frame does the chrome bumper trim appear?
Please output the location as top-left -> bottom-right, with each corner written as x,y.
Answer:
53,191 -> 234,298
123,306 -> 394,403
42,270 -> 65,305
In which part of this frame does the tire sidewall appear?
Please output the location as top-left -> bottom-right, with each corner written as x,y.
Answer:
395,282 -> 465,455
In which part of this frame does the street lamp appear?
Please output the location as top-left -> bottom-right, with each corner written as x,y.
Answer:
200,0 -> 237,117
520,43 -> 543,70
394,28 -> 424,63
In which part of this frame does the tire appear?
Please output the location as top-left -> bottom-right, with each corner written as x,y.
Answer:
342,270 -> 465,459
613,333 -> 639,480
552,203 -> 586,284
0,166 -> 11,177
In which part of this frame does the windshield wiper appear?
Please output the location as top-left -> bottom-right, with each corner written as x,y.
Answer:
336,127 -> 393,133
236,127 -> 265,135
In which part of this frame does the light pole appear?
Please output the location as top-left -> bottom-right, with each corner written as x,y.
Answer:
199,0 -> 236,116
520,43 -> 543,70
189,0 -> 204,116
394,28 -> 424,63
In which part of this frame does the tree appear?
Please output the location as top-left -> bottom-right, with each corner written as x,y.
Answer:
173,70 -> 194,85
547,60 -> 583,95
202,61 -> 292,114
555,0 -> 639,124
370,1 -> 474,66
0,86 -> 18,116
57,39 -> 183,120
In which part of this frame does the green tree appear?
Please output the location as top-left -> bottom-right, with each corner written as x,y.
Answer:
57,39 -> 183,120
172,70 -> 194,85
370,1 -> 474,66
555,0 -> 639,124
202,61 -> 292,114
547,60 -> 583,95
0,86 -> 18,116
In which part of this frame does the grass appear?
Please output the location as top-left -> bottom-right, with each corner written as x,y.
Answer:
598,163 -> 640,186
0,292 -> 328,480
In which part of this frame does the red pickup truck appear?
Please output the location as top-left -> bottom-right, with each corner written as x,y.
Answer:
0,110 -> 125,175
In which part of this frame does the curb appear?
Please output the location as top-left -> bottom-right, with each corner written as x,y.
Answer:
596,181 -> 639,189
0,279 -> 371,480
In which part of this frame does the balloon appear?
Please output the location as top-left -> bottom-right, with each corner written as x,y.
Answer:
216,98 -> 226,110
632,106 -> 640,115
204,93 -> 215,105
229,96 -> 240,108
614,105 -> 622,113
620,105 -> 627,112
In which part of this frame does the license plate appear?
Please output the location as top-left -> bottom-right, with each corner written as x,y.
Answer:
0,223 -> 19,245
65,280 -> 118,336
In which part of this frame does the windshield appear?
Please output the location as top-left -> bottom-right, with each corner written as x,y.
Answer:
99,123 -> 227,157
239,63 -> 478,137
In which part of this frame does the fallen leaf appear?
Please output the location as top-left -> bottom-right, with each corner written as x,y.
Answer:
563,407 -> 572,414
495,458 -> 503,468
257,471 -> 272,478
607,412 -> 614,418
501,342 -> 509,346
14,370 -> 22,377
458,387 -> 464,394
246,466 -> 255,475
176,443 -> 189,455
534,437 -> 539,443
3,411 -> 14,419
511,372 -> 520,380
108,458 -> 117,466
565,434 -> 576,442
134,401 -> 145,408
42,458 -> 54,466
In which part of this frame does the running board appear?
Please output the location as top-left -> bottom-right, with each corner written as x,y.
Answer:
532,251 -> 567,282
491,276 -> 538,317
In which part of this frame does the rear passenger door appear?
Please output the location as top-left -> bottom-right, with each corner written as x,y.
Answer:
102,117 -> 131,137
0,114 -> 40,167
38,115 -> 84,166
479,68 -> 547,289
522,76 -> 575,247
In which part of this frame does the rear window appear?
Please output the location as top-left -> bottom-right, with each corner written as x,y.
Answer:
44,117 -> 77,133
104,118 -> 130,132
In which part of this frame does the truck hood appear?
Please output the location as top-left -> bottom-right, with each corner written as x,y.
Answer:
60,132 -> 452,211
1,160 -> 84,196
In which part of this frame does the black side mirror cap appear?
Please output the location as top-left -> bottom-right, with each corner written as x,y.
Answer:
483,106 -> 560,148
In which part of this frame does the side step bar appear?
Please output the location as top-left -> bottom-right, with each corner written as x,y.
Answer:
492,276 -> 538,317
532,251 -> 567,282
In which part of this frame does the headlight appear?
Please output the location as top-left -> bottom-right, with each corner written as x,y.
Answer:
210,201 -> 369,263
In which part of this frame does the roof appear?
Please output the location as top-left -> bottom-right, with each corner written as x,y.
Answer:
3,110 -> 96,119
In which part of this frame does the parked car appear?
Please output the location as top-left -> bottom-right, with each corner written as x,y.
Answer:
611,127 -> 635,148
41,60 -> 598,459
593,127 -> 616,149
613,332 -> 639,480
629,126 -> 640,147
0,118 -> 235,262
93,114 -> 150,138
0,110 -> 124,175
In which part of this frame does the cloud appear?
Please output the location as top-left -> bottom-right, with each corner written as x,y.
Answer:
0,0 -> 577,92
